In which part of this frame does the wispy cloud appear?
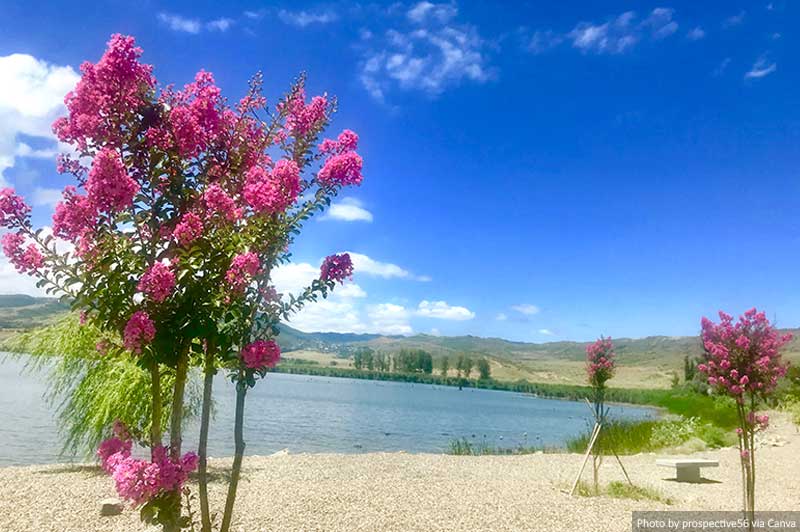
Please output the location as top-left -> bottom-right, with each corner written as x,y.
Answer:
568,8 -> 679,54
158,13 -> 202,33
207,18 -> 235,32
359,2 -> 492,101
158,13 -> 235,34
538,328 -> 555,336
322,197 -> 374,222
723,10 -> 746,28
523,8 -> 681,57
512,304 -> 540,316
278,9 -> 338,28
686,27 -> 705,41
32,187 -> 62,207
407,1 -> 457,24
745,56 -> 776,79
243,10 -> 265,20
346,252 -> 430,281
713,57 -> 732,76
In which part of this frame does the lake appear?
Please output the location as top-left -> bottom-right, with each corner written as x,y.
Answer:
0,356 -> 658,466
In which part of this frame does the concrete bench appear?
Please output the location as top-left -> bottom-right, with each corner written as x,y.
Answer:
656,458 -> 719,482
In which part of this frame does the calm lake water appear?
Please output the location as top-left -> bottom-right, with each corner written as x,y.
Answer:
0,356 -> 657,466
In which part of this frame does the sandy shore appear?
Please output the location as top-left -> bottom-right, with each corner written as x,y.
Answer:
1,415 -> 798,532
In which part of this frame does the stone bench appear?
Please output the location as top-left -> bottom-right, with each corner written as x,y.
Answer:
656,458 -> 719,482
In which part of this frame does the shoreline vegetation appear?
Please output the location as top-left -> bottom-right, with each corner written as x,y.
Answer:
274,361 -> 736,426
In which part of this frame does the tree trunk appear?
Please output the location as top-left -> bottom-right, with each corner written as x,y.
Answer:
169,349 -> 189,460
219,381 -> 247,532
150,361 -> 162,458
198,347 -> 215,532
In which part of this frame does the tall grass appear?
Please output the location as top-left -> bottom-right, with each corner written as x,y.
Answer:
566,417 -> 735,455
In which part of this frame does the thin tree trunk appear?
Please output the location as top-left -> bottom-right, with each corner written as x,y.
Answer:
198,346 -> 215,532
219,381 -> 247,532
150,361 -> 163,458
169,348 -> 189,460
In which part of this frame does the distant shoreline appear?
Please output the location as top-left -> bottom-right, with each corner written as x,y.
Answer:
273,363 -> 671,410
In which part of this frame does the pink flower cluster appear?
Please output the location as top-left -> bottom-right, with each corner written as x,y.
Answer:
123,310 -> 156,354
226,252 -> 260,293
280,87 -> 328,137
52,186 -> 97,242
317,130 -> 363,188
586,336 -> 616,387
240,339 -> 281,369
243,159 -> 301,214
0,188 -> 31,229
137,262 -> 176,303
172,212 -> 204,247
697,308 -> 791,400
97,424 -> 197,507
86,148 -> 139,213
53,34 -> 154,149
1,233 -> 44,274
203,184 -> 241,222
166,71 -> 225,158
319,253 -> 353,284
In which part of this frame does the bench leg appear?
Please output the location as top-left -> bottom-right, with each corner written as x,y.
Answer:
675,467 -> 702,483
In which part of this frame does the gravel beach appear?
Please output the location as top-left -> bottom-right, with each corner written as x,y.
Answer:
1,415 -> 798,532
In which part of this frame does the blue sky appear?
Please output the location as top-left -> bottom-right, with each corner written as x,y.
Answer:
0,1 -> 798,342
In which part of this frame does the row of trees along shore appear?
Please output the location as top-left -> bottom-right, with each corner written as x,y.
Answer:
350,347 -> 491,379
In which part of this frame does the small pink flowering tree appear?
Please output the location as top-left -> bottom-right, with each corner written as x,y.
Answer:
0,35 -> 362,532
698,309 -> 791,524
586,336 -> 616,422
585,336 -> 616,492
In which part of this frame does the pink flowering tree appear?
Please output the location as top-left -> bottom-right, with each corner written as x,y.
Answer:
585,336 -> 616,492
586,336 -> 616,422
698,309 -> 791,523
0,35 -> 362,532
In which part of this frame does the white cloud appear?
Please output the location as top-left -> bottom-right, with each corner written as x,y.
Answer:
336,283 -> 368,298
416,300 -> 475,320
407,2 -> 457,24
158,13 -> 202,33
278,9 -> 338,28
512,304 -> 540,316
538,328 -> 555,336
32,187 -> 62,207
0,53 -> 78,186
745,56 -> 776,79
686,27 -> 705,41
347,252 -> 429,281
0,256 -> 46,296
15,142 -> 57,159
495,312 -> 507,321
323,197 -> 373,222
359,5 -> 491,101
286,298 -> 367,334
207,18 -> 235,32
367,303 -> 413,334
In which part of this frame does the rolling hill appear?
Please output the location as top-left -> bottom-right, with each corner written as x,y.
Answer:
2,294 -> 798,388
